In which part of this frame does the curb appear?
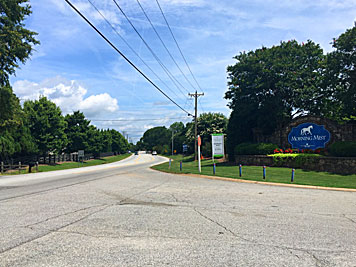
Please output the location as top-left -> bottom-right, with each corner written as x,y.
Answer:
153,168 -> 356,193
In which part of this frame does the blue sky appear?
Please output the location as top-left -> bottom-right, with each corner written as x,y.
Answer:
10,0 -> 356,142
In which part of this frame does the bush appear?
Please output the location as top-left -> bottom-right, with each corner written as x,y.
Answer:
329,141 -> 356,157
235,142 -> 278,155
271,153 -> 322,167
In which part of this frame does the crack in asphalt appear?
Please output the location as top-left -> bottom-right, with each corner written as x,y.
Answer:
193,208 -> 250,242
343,214 -> 356,225
22,204 -> 106,228
0,204 -> 110,255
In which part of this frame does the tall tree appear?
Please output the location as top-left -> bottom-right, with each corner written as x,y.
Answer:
225,40 -> 325,159
140,126 -> 170,153
0,85 -> 36,159
110,129 -> 129,154
64,111 -> 90,153
24,97 -> 67,155
0,0 -> 39,86
325,23 -> 356,120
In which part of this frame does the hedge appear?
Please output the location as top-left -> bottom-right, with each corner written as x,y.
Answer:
329,141 -> 356,157
235,142 -> 278,155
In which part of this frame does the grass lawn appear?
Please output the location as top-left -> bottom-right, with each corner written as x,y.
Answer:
152,155 -> 356,189
1,154 -> 131,175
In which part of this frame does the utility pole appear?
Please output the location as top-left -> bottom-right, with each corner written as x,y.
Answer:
188,91 -> 204,161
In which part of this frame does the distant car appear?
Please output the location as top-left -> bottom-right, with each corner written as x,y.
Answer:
152,151 -> 157,156
134,151 -> 138,155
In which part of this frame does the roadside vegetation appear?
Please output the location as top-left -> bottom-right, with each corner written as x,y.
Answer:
2,154 -> 131,175
152,155 -> 356,189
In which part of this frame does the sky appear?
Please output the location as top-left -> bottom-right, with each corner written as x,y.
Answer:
10,0 -> 356,143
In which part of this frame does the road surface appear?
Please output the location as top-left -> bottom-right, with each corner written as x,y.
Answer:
0,153 -> 355,266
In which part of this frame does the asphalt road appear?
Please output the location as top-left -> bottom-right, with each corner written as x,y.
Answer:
0,153 -> 355,266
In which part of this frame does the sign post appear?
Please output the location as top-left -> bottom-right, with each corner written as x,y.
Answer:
78,150 -> 84,166
198,135 -> 201,173
211,134 -> 225,162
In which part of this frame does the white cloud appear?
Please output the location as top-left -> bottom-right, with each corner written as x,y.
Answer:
13,76 -> 119,118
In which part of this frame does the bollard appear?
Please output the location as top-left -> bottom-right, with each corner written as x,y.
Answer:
213,163 -> 216,175
239,164 -> 242,177
180,161 -> 182,171
1,162 -> 3,174
291,169 -> 295,182
169,158 -> 171,169
19,162 -> 21,174
263,166 -> 266,179
36,161 -> 39,172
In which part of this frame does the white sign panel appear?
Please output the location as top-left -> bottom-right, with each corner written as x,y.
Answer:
212,134 -> 224,157
78,150 -> 84,158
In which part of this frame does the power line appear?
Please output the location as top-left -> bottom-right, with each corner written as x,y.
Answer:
136,0 -> 197,92
64,0 -> 192,116
90,117 -> 189,122
111,0 -> 191,100
86,0 -> 188,106
156,0 -> 203,93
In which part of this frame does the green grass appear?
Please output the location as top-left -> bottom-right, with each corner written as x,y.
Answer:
152,155 -> 356,189
1,154 -> 131,175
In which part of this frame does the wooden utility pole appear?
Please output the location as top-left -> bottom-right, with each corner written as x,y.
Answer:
188,91 -> 204,161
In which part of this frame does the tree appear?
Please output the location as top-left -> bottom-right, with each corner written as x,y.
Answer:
0,0 -> 39,86
225,40 -> 325,159
24,97 -> 67,155
140,126 -> 170,153
186,113 -> 228,156
64,111 -> 90,153
0,85 -> 36,159
169,122 -> 186,154
86,125 -> 104,158
110,129 -> 129,154
325,23 -> 356,120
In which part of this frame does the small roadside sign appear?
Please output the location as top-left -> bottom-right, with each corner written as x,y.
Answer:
78,150 -> 84,158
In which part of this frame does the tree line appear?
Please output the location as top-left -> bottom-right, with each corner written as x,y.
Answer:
0,95 -> 130,161
135,112 -> 227,156
225,23 -> 356,159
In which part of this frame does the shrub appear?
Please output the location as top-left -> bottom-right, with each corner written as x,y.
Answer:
329,141 -> 356,157
271,153 -> 322,167
235,142 -> 279,155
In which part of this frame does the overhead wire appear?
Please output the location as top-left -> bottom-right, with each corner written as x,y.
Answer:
136,0 -> 196,92
86,0 -> 187,106
111,0 -> 191,103
90,117 -> 189,121
155,0 -> 204,93
64,0 -> 192,116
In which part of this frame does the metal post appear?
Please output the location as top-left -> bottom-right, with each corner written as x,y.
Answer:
180,161 -> 182,171
239,164 -> 242,177
263,166 -> 266,179
213,163 -> 216,175
19,162 -> 21,174
169,158 -> 171,169
36,161 -> 39,172
291,169 -> 295,182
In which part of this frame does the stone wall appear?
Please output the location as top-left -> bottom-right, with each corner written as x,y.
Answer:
235,155 -> 356,175
253,116 -> 356,148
